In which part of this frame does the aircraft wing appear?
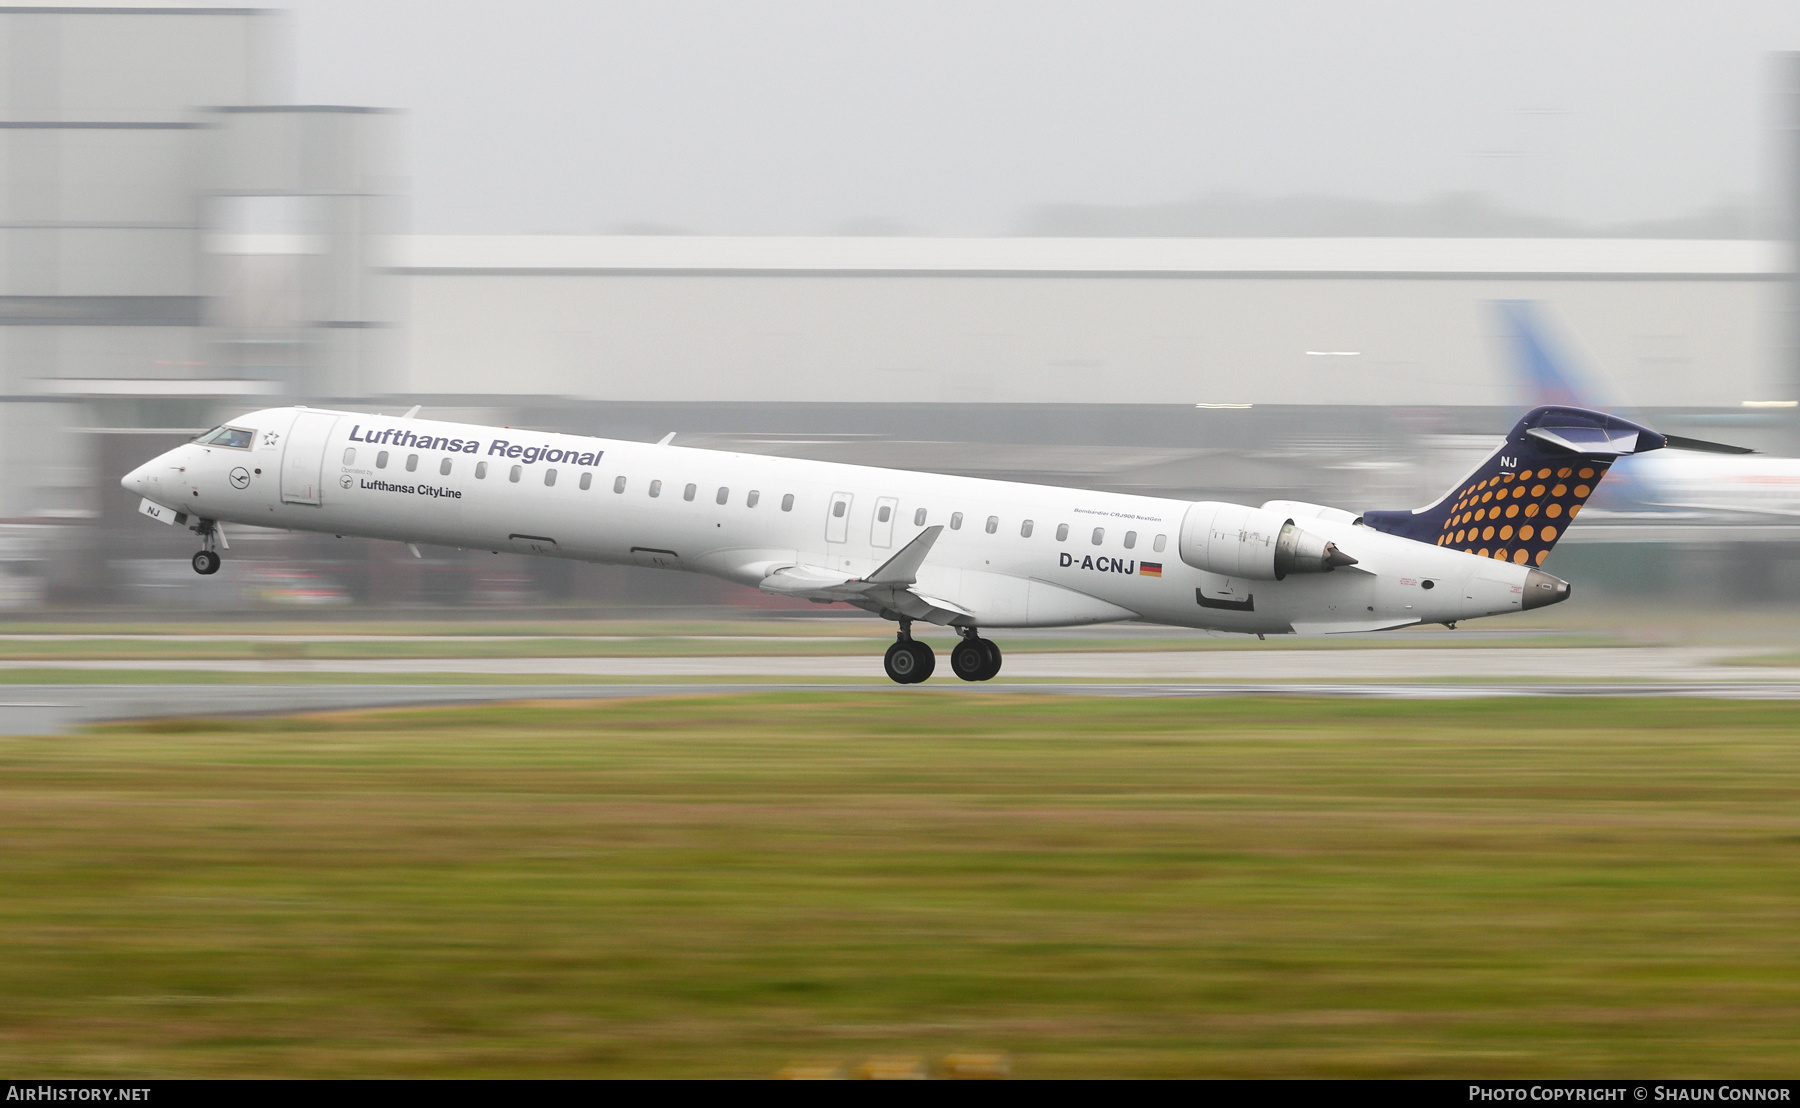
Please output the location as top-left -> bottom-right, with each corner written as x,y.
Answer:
757,526 -> 976,625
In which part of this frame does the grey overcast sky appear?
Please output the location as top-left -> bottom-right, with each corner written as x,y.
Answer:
284,0 -> 1800,235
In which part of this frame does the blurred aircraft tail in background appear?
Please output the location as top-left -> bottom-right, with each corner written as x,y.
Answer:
1494,300 -> 1670,515
1497,300 -> 1610,411
1494,300 -> 1773,522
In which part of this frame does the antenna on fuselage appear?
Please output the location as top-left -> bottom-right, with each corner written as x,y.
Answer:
401,404 -> 422,419
657,432 -> 676,445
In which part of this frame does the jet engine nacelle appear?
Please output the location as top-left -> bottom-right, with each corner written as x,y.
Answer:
1259,499 -> 1361,526
1178,501 -> 1358,581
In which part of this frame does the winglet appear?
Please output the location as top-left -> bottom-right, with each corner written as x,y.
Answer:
863,525 -> 943,586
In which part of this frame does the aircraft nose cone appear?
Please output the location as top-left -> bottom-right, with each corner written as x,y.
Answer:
121,463 -> 149,497
1521,568 -> 1571,610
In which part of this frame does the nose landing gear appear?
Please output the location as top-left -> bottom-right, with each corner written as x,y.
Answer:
882,621 -> 936,684
949,629 -> 1002,682
190,519 -> 225,575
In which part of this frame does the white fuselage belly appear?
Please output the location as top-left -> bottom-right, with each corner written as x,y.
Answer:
130,407 -> 1542,633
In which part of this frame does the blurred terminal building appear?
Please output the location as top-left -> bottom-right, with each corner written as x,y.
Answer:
5,4 -> 1800,611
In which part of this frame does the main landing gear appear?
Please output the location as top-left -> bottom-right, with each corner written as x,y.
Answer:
949,629 -> 1002,682
883,622 -> 936,684
881,622 -> 1004,685
190,520 -> 224,575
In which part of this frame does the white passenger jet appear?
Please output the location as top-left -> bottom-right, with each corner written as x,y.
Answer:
122,403 -> 1719,683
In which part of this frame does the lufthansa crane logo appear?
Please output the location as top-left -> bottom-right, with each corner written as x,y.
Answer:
229,467 -> 251,489
339,475 -> 354,489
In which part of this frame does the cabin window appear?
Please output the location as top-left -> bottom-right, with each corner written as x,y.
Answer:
914,508 -> 926,526
376,451 -> 389,469
747,490 -> 760,508
343,448 -> 356,465
405,454 -> 418,472
985,515 -> 998,534
1154,533 -> 1167,552
877,505 -> 891,523
649,479 -> 662,498
580,472 -> 592,491
509,465 -> 521,483
683,483 -> 697,501
716,486 -> 729,505
614,476 -> 626,493
544,469 -> 557,487
1020,520 -> 1034,538
1124,531 -> 1137,549
1056,523 -> 1069,542
781,493 -> 794,512
439,457 -> 453,476
950,512 -> 963,530
475,461 -> 488,479
832,501 -> 847,518
1091,527 -> 1105,545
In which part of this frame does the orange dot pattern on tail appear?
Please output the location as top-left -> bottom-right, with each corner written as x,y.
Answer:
1438,462 -> 1608,561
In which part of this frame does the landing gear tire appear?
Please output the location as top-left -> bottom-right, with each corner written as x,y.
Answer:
884,640 -> 934,684
191,549 -> 221,576
976,638 -> 1002,681
949,635 -> 995,682
908,641 -> 935,682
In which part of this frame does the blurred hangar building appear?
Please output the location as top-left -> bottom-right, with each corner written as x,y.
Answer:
3,4 -> 1800,608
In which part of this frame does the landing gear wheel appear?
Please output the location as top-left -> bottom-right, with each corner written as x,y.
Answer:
884,640 -> 932,684
908,640 -> 935,682
950,636 -> 989,682
976,638 -> 1002,681
192,549 -> 221,576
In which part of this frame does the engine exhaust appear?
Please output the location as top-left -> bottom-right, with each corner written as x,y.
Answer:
1274,521 -> 1359,580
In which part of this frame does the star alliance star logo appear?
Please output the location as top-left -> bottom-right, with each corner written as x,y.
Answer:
262,431 -> 281,447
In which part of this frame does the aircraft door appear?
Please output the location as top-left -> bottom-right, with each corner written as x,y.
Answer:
825,492 -> 853,543
280,411 -> 339,505
870,496 -> 898,548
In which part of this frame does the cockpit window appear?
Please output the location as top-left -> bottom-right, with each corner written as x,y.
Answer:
192,425 -> 226,443
204,427 -> 255,449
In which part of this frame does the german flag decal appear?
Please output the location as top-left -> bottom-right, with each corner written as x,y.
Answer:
1139,561 -> 1162,578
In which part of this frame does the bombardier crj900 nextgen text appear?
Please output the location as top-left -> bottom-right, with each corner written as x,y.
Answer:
121,404 -> 1729,683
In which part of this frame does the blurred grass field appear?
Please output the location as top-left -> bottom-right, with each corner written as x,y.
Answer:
2,694 -> 1798,1077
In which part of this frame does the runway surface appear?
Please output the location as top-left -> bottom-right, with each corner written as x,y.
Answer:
1,645 -> 1790,681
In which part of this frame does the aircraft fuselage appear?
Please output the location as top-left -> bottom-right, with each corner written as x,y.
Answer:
124,407 -> 1564,650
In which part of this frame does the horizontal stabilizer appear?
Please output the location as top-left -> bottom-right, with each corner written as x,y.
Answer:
1524,424 -> 1640,456
1662,433 -> 1755,455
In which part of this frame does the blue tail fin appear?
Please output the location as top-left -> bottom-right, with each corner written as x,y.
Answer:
1363,406 -> 1665,566
1497,300 -> 1603,410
